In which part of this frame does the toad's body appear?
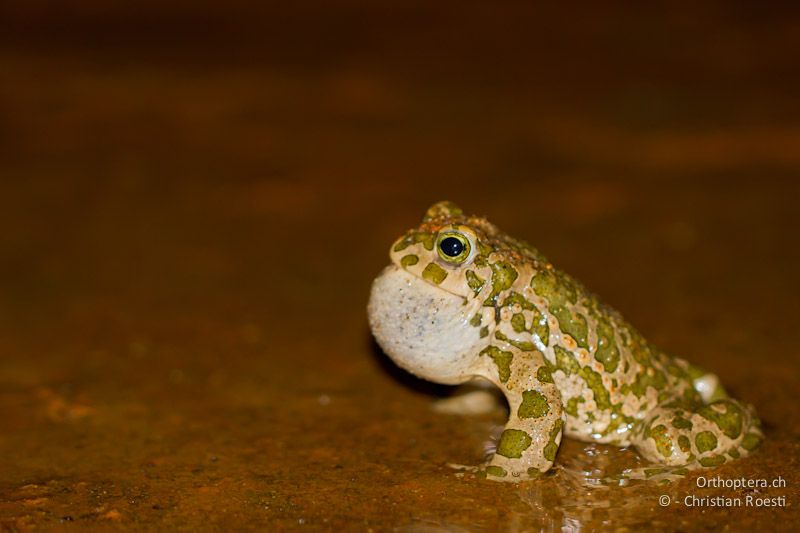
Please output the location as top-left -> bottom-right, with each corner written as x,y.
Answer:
368,202 -> 762,481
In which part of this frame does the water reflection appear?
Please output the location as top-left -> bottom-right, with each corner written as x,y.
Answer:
513,440 -> 671,531
395,437 -> 688,532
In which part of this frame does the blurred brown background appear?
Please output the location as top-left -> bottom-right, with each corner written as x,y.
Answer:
1,1 -> 799,530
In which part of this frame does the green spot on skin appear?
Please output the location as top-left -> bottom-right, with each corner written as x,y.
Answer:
682,386 -> 703,405
579,366 -> 611,410
526,467 -> 544,478
695,431 -> 718,453
473,240 -> 494,268
511,313 -> 527,333
480,346 -> 513,383
480,326 -> 489,338
678,435 -> 691,453
661,397 -> 697,411
531,270 -> 577,306
502,291 -> 535,310
496,429 -> 533,459
466,270 -> 485,293
532,311 -> 549,346
565,397 -> 585,417
672,467 -> 689,476
594,318 -> 620,372
543,419 -> 563,461
400,254 -> 419,267
649,424 -> 674,458
629,367 -> 668,398
728,448 -> 741,459
537,366 -> 554,384
422,263 -> 447,284
483,261 -> 518,307
518,390 -> 550,419
485,465 -> 507,477
470,313 -> 482,327
494,331 -> 536,351
687,363 -> 707,380
672,416 -> 693,430
699,455 -> 726,467
741,433 -> 762,451
551,306 -> 589,349
554,346 -> 580,376
698,401 -> 744,440
708,384 -> 729,403
666,364 -> 688,378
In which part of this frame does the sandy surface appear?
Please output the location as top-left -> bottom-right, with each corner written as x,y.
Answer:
1,2 -> 799,530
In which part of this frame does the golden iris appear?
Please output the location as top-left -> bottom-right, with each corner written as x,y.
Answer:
436,231 -> 471,264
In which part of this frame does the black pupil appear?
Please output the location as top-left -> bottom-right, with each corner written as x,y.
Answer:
440,236 -> 464,257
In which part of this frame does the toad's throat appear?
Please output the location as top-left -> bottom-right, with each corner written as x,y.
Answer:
368,266 -> 487,385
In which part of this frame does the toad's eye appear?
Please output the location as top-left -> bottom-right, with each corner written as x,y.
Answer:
436,231 -> 471,264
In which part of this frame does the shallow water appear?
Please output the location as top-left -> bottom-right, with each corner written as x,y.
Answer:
1,2 -> 799,530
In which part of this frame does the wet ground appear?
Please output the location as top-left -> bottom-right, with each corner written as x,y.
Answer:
1,1 -> 799,530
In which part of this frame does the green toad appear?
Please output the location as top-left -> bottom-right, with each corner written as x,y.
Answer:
368,202 -> 762,482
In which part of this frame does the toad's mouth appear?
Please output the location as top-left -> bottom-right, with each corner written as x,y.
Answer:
367,265 -> 487,385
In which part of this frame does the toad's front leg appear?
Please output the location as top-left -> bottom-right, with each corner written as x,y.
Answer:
477,345 -> 565,481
